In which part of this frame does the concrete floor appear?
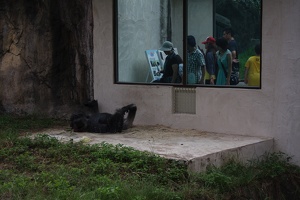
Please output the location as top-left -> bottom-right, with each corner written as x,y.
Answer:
40,125 -> 274,172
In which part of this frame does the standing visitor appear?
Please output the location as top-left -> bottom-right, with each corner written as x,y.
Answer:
186,35 -> 205,84
156,41 -> 183,83
202,36 -> 217,85
244,44 -> 261,87
215,37 -> 232,85
223,27 -> 239,84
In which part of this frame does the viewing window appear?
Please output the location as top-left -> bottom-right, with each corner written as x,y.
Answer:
115,0 -> 262,88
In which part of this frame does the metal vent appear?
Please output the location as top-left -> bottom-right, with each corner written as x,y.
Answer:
173,87 -> 196,114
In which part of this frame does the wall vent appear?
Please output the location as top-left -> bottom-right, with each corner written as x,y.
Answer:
173,87 -> 196,114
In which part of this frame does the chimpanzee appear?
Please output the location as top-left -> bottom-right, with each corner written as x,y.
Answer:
70,103 -> 137,133
83,99 -> 99,113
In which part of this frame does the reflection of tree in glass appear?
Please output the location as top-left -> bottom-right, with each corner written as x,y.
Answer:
216,0 -> 261,52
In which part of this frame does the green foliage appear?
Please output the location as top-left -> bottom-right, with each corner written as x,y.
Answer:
216,0 -> 261,52
215,0 -> 261,81
0,114 -> 66,141
1,115 -> 300,199
238,45 -> 256,80
251,152 -> 298,179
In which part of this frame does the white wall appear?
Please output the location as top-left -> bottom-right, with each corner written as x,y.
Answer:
117,0 -> 213,83
262,0 -> 300,163
93,0 -> 300,165
188,0 -> 213,50
117,0 -> 161,83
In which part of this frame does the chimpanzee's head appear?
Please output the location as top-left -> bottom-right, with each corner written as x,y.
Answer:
70,113 -> 89,132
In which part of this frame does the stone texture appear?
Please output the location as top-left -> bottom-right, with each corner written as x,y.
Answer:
0,0 -> 93,117
37,125 -> 274,172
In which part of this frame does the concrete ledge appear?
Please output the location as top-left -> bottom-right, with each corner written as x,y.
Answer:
38,125 -> 274,172
188,139 -> 274,172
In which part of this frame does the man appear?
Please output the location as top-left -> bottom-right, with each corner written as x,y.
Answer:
223,27 -> 240,81
187,35 -> 205,84
158,41 -> 183,83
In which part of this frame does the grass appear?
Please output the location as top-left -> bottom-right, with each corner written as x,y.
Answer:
238,46 -> 257,80
1,114 -> 300,200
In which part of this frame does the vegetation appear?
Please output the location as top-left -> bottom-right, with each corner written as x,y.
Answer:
238,46 -> 256,80
1,115 -> 300,200
215,0 -> 261,81
216,0 -> 261,53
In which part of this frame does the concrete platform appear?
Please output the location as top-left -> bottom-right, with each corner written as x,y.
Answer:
40,125 -> 274,172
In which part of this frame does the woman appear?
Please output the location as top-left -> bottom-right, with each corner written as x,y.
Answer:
215,37 -> 232,85
202,36 -> 217,85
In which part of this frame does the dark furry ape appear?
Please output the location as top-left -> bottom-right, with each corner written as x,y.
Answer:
70,103 -> 137,133
83,100 -> 99,114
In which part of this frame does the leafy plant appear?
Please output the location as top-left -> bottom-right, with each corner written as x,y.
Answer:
1,114 -> 300,200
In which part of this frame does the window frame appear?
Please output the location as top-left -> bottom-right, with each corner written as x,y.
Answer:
113,0 -> 262,89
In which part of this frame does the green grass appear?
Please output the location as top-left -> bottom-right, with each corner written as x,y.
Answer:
239,46 -> 256,80
0,114 -> 67,141
1,114 -> 300,200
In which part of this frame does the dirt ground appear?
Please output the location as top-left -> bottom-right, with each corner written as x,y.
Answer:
32,124 -> 215,143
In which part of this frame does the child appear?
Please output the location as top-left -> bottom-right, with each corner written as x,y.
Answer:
244,44 -> 261,87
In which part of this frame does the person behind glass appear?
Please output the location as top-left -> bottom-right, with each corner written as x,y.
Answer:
187,35 -> 205,84
215,37 -> 232,85
201,36 -> 217,85
223,27 -> 240,81
157,41 -> 183,83
244,43 -> 261,87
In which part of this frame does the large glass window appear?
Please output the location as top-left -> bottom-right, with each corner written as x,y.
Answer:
115,0 -> 261,88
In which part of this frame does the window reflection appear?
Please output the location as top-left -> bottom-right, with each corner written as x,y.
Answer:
116,0 -> 261,88
116,0 -> 183,83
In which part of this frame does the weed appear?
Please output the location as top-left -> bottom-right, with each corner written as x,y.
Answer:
1,114 -> 300,199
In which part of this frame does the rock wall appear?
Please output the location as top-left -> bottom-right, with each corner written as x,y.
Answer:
0,0 -> 93,117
